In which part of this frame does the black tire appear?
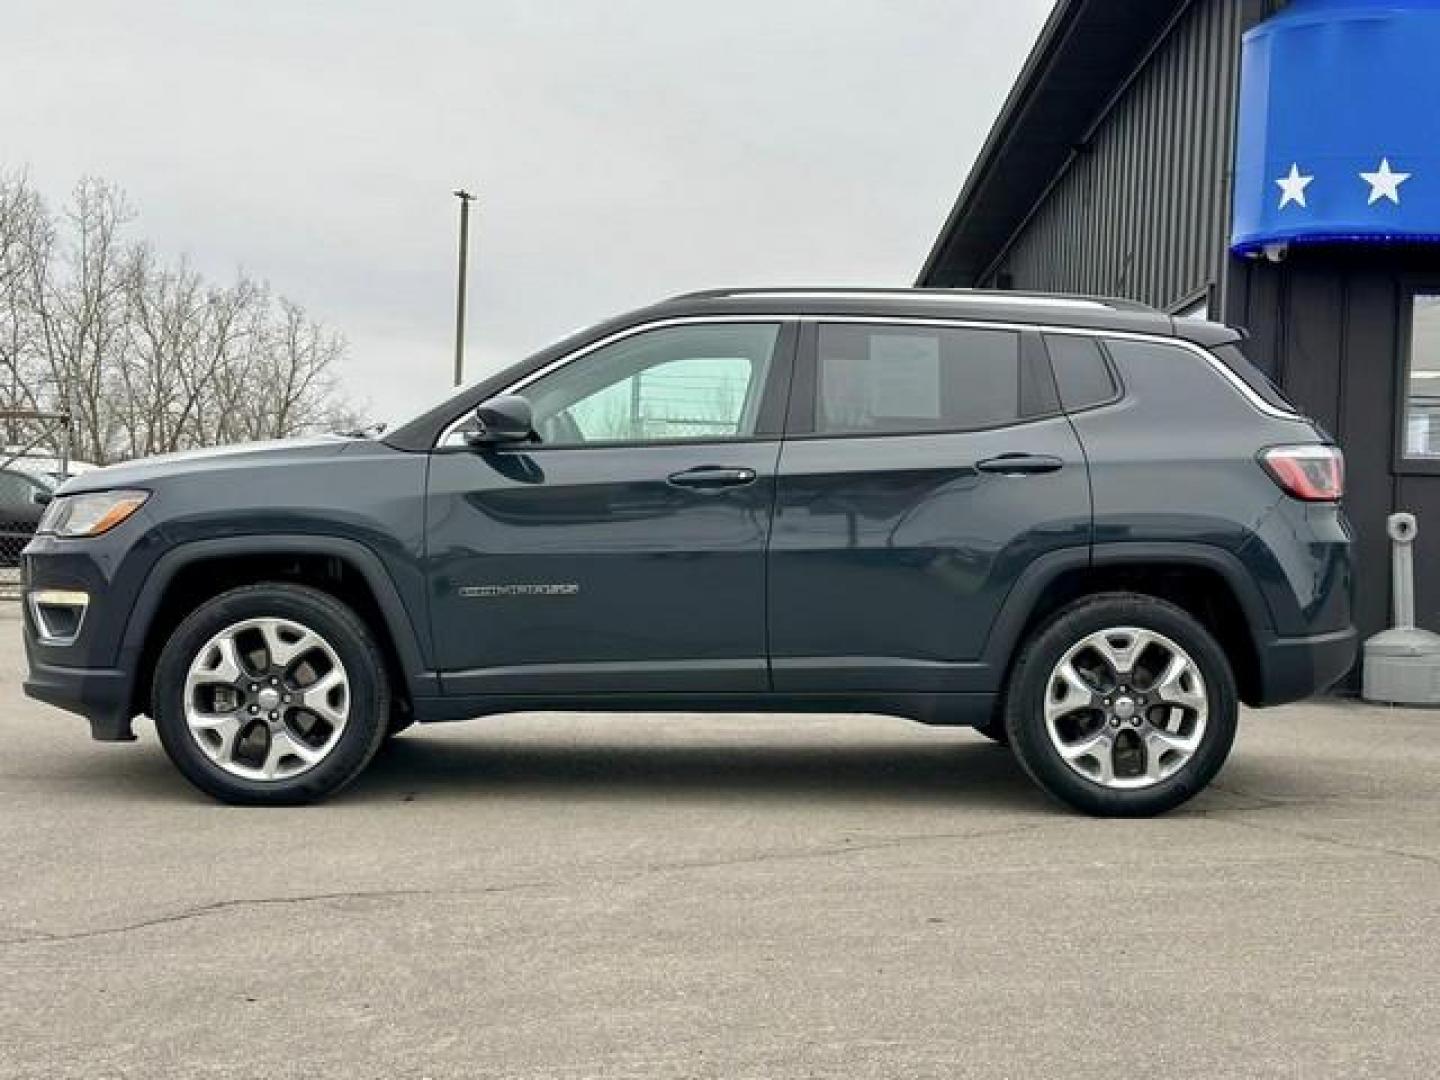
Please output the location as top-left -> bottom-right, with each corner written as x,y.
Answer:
152,583 -> 391,805
1003,592 -> 1238,817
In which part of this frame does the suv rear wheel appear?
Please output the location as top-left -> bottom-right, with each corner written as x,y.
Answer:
152,583 -> 390,805
1004,593 -> 1238,817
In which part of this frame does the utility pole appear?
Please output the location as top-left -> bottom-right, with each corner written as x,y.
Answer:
452,189 -> 477,387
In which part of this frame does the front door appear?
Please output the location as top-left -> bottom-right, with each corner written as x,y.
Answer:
768,320 -> 1091,693
427,320 -> 794,697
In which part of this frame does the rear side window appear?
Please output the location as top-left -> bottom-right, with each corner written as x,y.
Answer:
815,324 -> 1052,435
1045,334 -> 1118,410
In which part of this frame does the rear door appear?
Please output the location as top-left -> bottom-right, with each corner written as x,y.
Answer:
767,320 -> 1091,693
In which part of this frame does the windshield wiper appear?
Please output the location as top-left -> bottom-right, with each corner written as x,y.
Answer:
338,421 -> 388,438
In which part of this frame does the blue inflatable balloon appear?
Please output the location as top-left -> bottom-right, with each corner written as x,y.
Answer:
1232,0 -> 1440,254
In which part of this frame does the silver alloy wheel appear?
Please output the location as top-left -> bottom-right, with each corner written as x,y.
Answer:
1042,626 -> 1208,790
183,617 -> 350,782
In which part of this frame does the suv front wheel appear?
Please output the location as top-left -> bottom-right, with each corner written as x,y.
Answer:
1004,593 -> 1238,817
152,583 -> 391,805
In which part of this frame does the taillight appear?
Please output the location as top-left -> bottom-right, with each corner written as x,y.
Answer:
1260,445 -> 1344,502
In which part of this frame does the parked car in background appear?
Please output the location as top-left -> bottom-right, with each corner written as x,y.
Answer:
20,288 -> 1355,815
1,448 -> 100,486
0,468 -> 52,567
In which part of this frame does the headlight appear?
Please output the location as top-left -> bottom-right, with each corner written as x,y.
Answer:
38,490 -> 150,537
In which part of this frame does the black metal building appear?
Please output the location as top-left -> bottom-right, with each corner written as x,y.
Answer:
920,0 -> 1440,667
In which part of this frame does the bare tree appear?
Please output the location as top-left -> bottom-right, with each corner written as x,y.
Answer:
0,171 -> 358,466
0,172 -> 52,441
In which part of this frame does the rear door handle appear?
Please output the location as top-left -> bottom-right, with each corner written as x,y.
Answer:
975,453 -> 1065,476
667,465 -> 758,490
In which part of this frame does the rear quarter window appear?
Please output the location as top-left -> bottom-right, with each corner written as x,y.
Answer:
1102,337 -> 1297,420
1211,343 -> 1300,415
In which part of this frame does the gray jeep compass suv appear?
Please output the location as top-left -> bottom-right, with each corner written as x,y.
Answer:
21,288 -> 1355,816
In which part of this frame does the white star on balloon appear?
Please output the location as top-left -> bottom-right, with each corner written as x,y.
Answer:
1276,163 -> 1313,209
1361,158 -> 1410,205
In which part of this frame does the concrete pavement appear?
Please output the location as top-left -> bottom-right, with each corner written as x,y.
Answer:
1,605 -> 1437,1078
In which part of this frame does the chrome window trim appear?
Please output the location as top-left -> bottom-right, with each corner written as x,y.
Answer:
435,313 -> 1296,447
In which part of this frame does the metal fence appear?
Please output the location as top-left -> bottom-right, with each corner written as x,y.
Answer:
0,409 -> 72,598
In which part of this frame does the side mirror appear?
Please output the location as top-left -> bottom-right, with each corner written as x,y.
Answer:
32,489 -> 52,506
466,394 -> 534,446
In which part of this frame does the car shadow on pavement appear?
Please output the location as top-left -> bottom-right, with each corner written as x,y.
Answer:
37,718 -> 1317,814
65,724 -> 1055,811
348,731 -> 1049,811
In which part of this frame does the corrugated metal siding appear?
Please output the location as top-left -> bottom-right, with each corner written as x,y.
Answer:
980,0 -> 1247,311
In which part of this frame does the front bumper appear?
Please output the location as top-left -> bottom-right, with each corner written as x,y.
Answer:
23,658 -> 137,741
19,515 -> 166,740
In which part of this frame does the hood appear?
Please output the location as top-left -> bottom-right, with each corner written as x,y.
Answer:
57,435 -> 353,494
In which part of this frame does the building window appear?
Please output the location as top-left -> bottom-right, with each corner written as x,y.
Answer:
1402,294 -> 1440,460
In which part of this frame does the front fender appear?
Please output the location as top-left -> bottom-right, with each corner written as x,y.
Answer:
116,534 -> 438,711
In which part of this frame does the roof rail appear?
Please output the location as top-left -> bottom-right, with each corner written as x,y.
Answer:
671,286 -> 1157,314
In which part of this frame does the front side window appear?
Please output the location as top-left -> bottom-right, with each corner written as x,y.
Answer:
815,324 -> 1036,435
523,323 -> 779,446
1403,293 -> 1440,459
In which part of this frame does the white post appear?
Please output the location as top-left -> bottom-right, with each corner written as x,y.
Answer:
1388,513 -> 1418,631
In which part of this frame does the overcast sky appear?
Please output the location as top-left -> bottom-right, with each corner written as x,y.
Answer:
7,0 -> 1054,420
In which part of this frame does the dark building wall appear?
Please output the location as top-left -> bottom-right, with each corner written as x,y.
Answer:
1226,249 -> 1440,648
974,0 -> 1258,311
979,0 -> 1249,311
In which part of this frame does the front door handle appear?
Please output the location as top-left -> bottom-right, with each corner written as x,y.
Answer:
975,453 -> 1065,476
667,465 -> 758,490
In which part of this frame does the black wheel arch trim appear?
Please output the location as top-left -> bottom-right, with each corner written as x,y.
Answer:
980,542 -> 1279,690
1089,541 -> 1277,639
116,535 -> 438,710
